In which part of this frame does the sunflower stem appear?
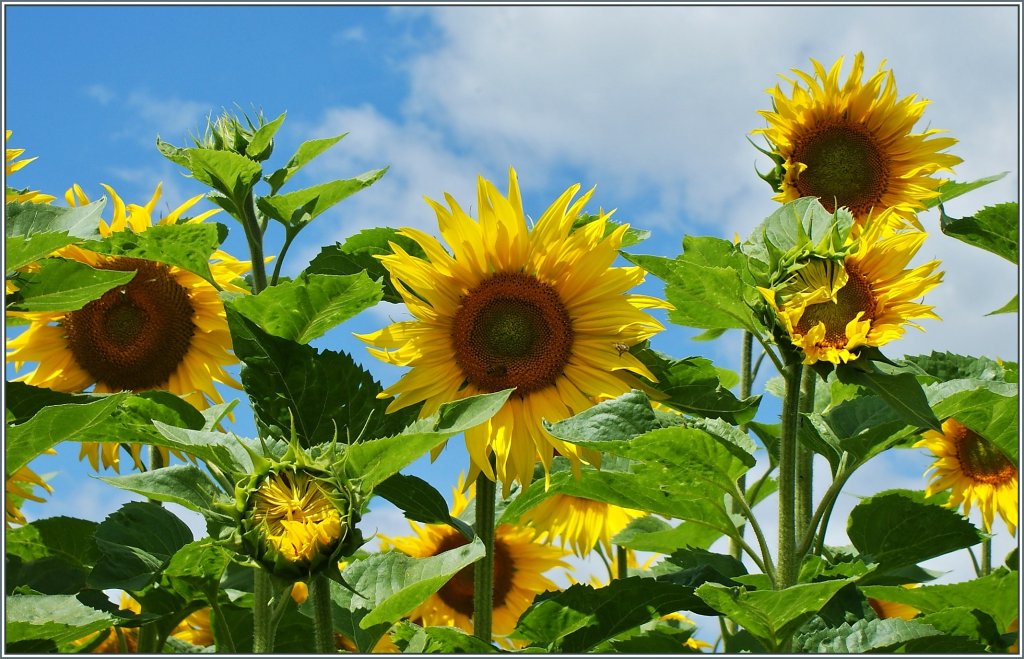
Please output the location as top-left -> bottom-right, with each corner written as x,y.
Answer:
472,472 -> 496,645
208,596 -> 236,654
729,331 -> 754,565
616,545 -> 629,580
136,622 -> 160,654
776,361 -> 804,590
270,227 -> 299,287
981,537 -> 992,576
310,574 -> 335,653
796,368 -> 817,541
239,190 -> 268,294
252,569 -> 277,653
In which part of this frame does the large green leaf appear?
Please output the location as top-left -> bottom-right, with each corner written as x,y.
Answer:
912,607 -> 1006,652
927,379 -> 1019,462
4,382 -> 101,425
98,465 -> 229,519
922,171 -> 1008,209
266,133 -> 347,194
627,235 -> 763,332
161,539 -> 234,604
227,306 -> 410,447
89,502 -> 194,591
695,579 -> 851,651
344,389 -> 512,492
6,517 -> 100,596
5,198 -> 105,240
230,272 -> 382,344
5,594 -> 117,647
939,202 -> 1018,264
903,351 -> 1007,383
632,348 -> 761,424
7,258 -> 136,312
319,540 -> 484,653
6,394 -> 129,472
245,111 -> 286,160
257,169 -> 388,228
835,361 -> 942,432
544,389 -> 661,443
393,621 -> 498,653
515,577 -> 704,652
862,569 -> 1019,631
183,148 -> 263,204
847,490 -> 982,578
796,617 -> 942,653
6,232 -> 80,272
81,222 -> 225,287
303,227 -> 428,304
374,474 -> 474,539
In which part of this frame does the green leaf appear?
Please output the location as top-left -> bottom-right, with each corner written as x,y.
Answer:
627,235 -> 763,332
988,294 -> 1018,315
5,594 -> 117,646
230,272 -> 382,344
903,351 -> 1007,383
98,465 -> 228,518
544,389 -> 661,443
321,540 -> 484,652
6,394 -> 128,472
847,490 -> 982,578
162,539 -> 234,603
344,390 -> 513,492
392,621 -> 498,653
743,197 -> 852,269
922,172 -> 1008,209
939,202 -> 1018,264
81,222 -> 225,287
257,169 -> 388,228
6,232 -> 79,272
6,517 -> 100,596
927,379 -> 1019,462
633,349 -> 761,424
7,258 -> 136,312
862,568 -> 1019,631
515,577 -> 704,652
797,617 -> 942,653
183,148 -> 263,203
694,579 -> 851,651
835,361 -> 942,432
374,474 -> 474,539
227,306 -> 410,447
89,502 -> 194,591
5,198 -> 105,240
245,111 -> 286,160
4,382 -> 102,426
912,607 -> 1005,652
266,133 -> 347,194
304,227 -> 428,303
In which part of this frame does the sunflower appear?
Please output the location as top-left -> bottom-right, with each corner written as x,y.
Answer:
357,168 -> 669,495
6,183 -> 252,472
754,52 -> 961,229
4,450 -> 55,527
914,418 -> 1018,535
759,213 -> 942,365
250,470 -> 345,565
380,477 -> 570,637
73,593 -> 213,652
5,130 -> 56,204
519,494 -> 643,556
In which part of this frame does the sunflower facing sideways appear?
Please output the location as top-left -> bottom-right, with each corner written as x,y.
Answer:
357,167 -> 670,495
520,494 -> 644,557
380,477 -> 570,638
6,183 -> 253,472
759,210 -> 942,365
754,52 -> 961,230
915,418 -> 1018,536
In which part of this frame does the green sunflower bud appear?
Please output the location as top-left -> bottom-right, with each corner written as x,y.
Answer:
239,462 -> 363,580
194,108 -> 276,162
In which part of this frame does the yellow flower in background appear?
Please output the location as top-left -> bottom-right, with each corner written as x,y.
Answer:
519,494 -> 643,556
358,168 -> 670,495
6,183 -> 252,472
4,130 -> 56,204
4,450 -> 55,527
915,418 -> 1018,535
74,594 -> 213,652
380,477 -> 570,637
754,52 -> 961,229
759,213 -> 941,365
251,470 -> 345,565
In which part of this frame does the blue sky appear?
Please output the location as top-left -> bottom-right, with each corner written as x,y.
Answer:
5,2 -> 1020,629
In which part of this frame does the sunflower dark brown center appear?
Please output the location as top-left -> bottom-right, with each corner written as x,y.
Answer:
791,121 -> 889,217
795,265 -> 876,347
63,257 -> 196,391
952,424 -> 1017,485
434,532 -> 515,617
451,272 -> 573,394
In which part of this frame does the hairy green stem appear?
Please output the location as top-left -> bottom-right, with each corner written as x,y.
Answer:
136,622 -> 159,654
240,190 -> 268,293
310,574 -> 335,653
473,472 -> 496,644
729,331 -> 755,564
776,362 -> 804,590
796,368 -> 817,541
799,453 -> 851,559
270,227 -> 299,287
981,537 -> 992,576
729,483 -> 776,584
252,570 -> 277,653
616,545 -> 629,580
